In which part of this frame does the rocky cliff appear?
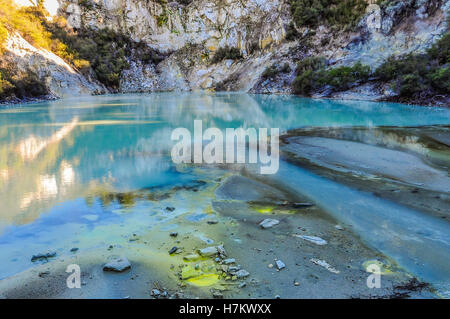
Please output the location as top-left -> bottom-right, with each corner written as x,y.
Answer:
1,0 -> 449,105
2,32 -> 105,101
59,0 -> 292,92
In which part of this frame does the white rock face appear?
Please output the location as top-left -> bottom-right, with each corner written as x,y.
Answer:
64,0 -> 287,53
120,61 -> 159,93
3,32 -> 104,98
66,4 -> 82,29
60,0 -> 290,92
335,0 -> 450,68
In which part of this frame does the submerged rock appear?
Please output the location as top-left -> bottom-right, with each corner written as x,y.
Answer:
259,219 -> 280,229
283,136 -> 450,193
292,203 -> 314,208
215,175 -> 288,202
31,251 -> 57,262
169,247 -> 178,254
103,257 -> 131,272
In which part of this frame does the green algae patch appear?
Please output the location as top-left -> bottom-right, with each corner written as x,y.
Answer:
181,261 -> 222,287
182,262 -> 216,279
183,254 -> 210,262
254,205 -> 275,214
249,202 -> 302,215
203,205 -> 214,214
181,264 -> 201,280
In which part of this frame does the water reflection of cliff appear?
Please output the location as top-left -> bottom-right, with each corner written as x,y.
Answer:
0,117 -> 83,229
1,93 -> 449,232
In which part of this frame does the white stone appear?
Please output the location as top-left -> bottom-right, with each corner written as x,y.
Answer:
310,259 -> 340,274
275,260 -> 285,270
259,219 -> 279,229
295,235 -> 328,246
198,246 -> 219,257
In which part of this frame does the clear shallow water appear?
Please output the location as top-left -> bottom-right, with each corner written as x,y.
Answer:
0,93 -> 449,291
273,162 -> 450,295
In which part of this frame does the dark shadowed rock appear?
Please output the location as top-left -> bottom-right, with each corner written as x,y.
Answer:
31,251 -> 56,262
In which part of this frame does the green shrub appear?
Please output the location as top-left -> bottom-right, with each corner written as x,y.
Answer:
289,0 -> 368,31
292,58 -> 370,95
285,22 -> 300,41
78,0 -> 95,10
211,46 -> 243,64
13,72 -> 47,98
177,0 -> 194,5
292,57 -> 327,95
297,56 -> 327,73
293,31 -> 449,99
428,33 -> 450,64
292,70 -> 318,95
399,73 -> 424,96
261,63 -> 291,80
247,42 -> 259,54
281,63 -> 291,73
262,65 -> 279,79
157,11 -> 169,27
0,73 -> 14,98
0,68 -> 48,100
46,20 -> 165,89
374,32 -> 450,97
375,54 -> 429,82
429,66 -> 450,93
323,62 -> 371,90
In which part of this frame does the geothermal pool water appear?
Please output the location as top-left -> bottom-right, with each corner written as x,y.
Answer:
0,93 -> 449,297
